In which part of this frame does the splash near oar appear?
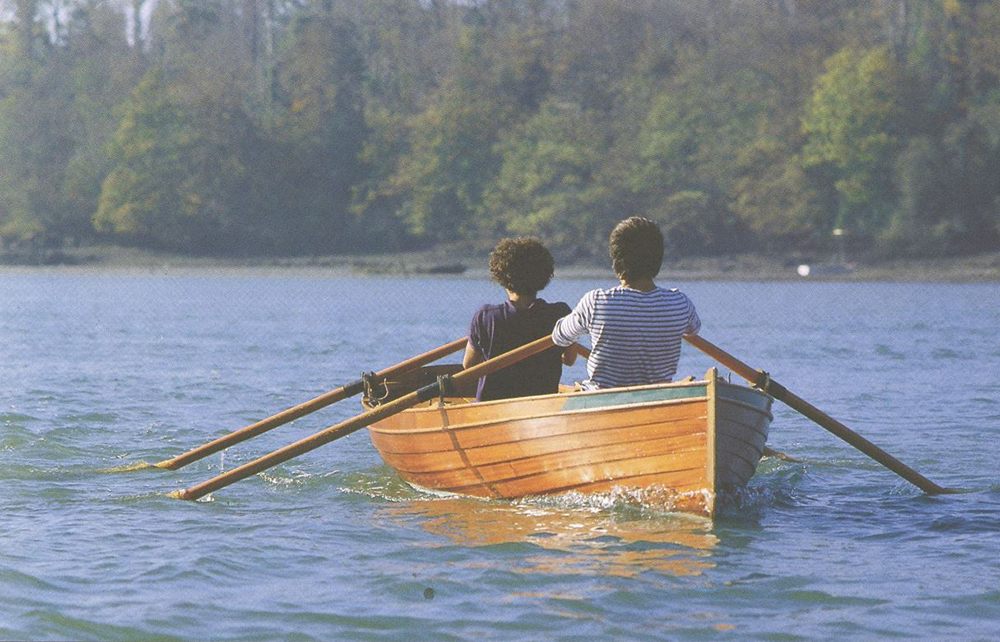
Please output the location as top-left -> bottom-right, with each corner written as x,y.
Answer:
762,446 -> 802,463
683,333 -> 955,495
169,335 -> 559,501
98,460 -> 156,473
139,337 -> 468,472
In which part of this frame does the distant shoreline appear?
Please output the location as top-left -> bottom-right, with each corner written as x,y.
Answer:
2,244 -> 1000,282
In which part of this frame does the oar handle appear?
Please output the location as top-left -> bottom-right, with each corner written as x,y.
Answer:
156,337 -> 469,470
170,336 -> 557,500
683,333 -> 953,495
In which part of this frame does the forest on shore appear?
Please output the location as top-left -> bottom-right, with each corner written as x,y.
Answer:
2,0 -> 1000,261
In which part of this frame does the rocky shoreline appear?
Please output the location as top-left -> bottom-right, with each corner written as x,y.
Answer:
2,244 -> 1000,281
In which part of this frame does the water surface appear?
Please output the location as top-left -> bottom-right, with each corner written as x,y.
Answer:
2,270 -> 998,641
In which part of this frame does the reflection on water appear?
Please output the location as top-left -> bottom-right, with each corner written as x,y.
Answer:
381,497 -> 718,579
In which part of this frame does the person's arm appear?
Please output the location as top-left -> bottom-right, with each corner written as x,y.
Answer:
685,297 -> 701,335
463,341 -> 483,369
551,292 -> 594,347
465,306 -> 488,369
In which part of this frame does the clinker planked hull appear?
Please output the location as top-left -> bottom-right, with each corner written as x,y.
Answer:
365,368 -> 772,516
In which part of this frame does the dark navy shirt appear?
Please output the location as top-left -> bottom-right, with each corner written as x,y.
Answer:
468,298 -> 572,402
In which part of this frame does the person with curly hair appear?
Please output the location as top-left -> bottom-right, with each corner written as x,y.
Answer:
551,217 -> 700,389
463,238 -> 573,401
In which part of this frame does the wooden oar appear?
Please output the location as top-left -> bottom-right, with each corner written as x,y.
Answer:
569,342 -> 799,462
762,446 -> 802,462
683,333 -> 954,494
169,335 -> 559,500
154,337 -> 468,470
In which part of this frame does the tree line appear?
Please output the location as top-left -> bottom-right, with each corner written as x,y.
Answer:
2,0 -> 1000,259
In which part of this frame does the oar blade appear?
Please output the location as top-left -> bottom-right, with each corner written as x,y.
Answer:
683,334 -> 951,495
169,335 -> 555,501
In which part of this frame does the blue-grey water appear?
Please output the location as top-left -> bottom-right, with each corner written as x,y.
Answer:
2,269 -> 998,641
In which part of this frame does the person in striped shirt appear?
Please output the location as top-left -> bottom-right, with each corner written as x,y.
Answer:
552,217 -> 700,389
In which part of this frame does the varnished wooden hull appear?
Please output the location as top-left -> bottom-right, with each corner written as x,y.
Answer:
365,369 -> 773,516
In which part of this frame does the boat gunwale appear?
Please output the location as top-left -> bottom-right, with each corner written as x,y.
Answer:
367,387 -> 772,438
369,377 -> 712,412
369,371 -> 771,411
367,393 -> 711,435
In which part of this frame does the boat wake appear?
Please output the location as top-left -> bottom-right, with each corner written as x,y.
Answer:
335,467 -> 432,502
257,469 -> 342,490
97,460 -> 154,473
517,485 -> 714,518
333,465 -> 806,520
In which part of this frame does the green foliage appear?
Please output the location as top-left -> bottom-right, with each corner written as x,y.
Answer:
349,105 -> 411,250
60,1 -> 141,241
3,0 -> 1000,258
883,135 -> 954,254
803,46 -> 903,234
884,116 -> 1000,255
620,53 -> 774,253
0,46 -> 76,246
94,69 -> 202,246
390,81 -> 504,241
970,1 -> 1000,90
94,68 -> 262,253
383,23 -> 546,243
731,139 -> 831,251
0,173 -> 44,244
646,191 -> 722,256
268,12 -> 368,252
555,1 -> 666,113
481,101 -> 607,249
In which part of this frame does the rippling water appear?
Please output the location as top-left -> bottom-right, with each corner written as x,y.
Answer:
2,269 -> 998,641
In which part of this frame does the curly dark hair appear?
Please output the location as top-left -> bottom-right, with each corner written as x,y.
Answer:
609,217 -> 664,282
489,237 -> 555,295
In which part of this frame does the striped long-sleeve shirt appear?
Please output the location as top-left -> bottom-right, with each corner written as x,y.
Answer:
551,286 -> 701,389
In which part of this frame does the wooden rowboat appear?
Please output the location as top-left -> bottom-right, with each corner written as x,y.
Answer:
363,366 -> 773,516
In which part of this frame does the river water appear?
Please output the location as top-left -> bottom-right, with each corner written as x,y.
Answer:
1,269 -> 998,641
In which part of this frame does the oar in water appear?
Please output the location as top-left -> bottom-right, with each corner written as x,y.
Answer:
152,337 -> 468,471
762,446 -> 802,462
683,333 -> 955,494
568,343 -> 799,462
169,335 -> 560,500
